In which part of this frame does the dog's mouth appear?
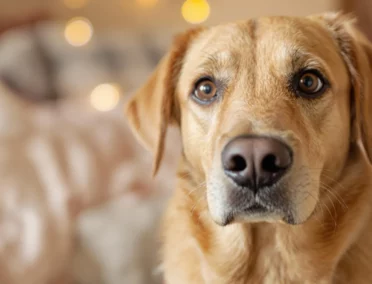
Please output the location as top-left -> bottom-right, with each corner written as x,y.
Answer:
218,201 -> 274,226
216,189 -> 292,226
242,203 -> 268,213
207,171 -> 300,226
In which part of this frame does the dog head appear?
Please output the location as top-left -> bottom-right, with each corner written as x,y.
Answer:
126,13 -> 372,226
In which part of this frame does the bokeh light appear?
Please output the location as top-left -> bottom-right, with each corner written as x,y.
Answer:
182,0 -> 210,24
136,0 -> 158,9
90,83 -> 121,112
64,17 -> 93,47
63,0 -> 90,9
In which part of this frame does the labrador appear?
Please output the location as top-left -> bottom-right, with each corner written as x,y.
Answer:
126,12 -> 372,284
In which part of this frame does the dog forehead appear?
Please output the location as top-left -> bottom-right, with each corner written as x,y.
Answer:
183,22 -> 254,65
182,17 -> 336,72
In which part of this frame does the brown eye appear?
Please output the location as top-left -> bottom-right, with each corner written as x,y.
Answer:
297,71 -> 325,96
193,79 -> 218,104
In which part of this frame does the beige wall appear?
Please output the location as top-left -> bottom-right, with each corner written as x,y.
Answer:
0,0 -> 339,32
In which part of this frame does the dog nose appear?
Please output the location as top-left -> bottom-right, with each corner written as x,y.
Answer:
221,136 -> 292,191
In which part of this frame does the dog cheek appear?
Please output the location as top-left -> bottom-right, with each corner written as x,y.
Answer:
206,188 -> 224,225
206,175 -> 232,225
292,177 -> 320,224
181,120 -> 209,172
206,188 -> 229,226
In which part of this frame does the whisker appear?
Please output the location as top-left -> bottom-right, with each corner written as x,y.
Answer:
320,182 -> 348,211
302,190 -> 326,228
190,194 -> 206,216
298,167 -> 349,212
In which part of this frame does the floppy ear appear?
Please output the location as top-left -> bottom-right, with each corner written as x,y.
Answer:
125,28 -> 202,175
314,12 -> 372,164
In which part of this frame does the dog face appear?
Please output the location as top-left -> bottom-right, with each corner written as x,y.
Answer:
126,13 -> 372,226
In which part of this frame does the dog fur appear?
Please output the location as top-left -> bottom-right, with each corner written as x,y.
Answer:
126,12 -> 372,283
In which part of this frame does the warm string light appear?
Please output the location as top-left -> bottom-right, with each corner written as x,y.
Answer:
182,0 -> 210,24
90,83 -> 121,112
64,17 -> 93,47
63,0 -> 90,9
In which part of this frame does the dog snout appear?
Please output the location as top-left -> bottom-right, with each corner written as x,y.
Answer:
221,136 -> 293,191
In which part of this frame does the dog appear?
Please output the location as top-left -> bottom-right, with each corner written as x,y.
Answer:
125,12 -> 372,283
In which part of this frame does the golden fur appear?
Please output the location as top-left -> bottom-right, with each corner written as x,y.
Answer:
126,12 -> 372,283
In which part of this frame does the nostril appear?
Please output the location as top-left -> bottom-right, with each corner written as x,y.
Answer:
222,137 -> 292,189
261,154 -> 282,173
226,155 -> 247,172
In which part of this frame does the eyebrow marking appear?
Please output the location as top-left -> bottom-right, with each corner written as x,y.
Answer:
291,48 -> 307,70
289,49 -> 331,76
196,50 -> 238,77
204,53 -> 222,69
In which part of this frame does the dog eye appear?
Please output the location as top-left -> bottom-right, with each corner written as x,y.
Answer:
294,70 -> 327,98
192,79 -> 218,104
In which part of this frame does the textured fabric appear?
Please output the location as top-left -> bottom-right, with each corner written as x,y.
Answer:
0,21 -> 179,283
0,83 -> 180,284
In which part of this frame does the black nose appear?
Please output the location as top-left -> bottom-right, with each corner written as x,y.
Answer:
221,136 -> 292,191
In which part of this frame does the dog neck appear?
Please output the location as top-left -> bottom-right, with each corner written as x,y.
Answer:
177,144 -> 372,283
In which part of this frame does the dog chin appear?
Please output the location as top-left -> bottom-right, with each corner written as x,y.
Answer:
210,202 -> 309,226
211,207 -> 286,226
207,182 -> 312,226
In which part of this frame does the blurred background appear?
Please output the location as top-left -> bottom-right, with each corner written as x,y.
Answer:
0,0 -> 368,283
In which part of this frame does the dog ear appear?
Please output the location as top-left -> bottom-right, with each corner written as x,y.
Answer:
125,28 -> 202,175
314,12 -> 372,164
